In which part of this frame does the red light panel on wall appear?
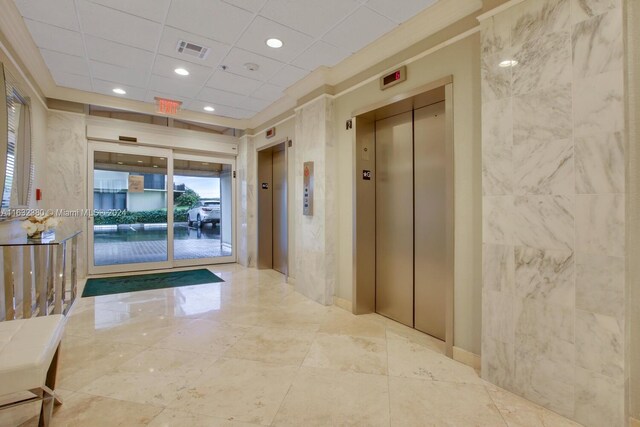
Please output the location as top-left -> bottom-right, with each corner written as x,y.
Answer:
155,97 -> 182,115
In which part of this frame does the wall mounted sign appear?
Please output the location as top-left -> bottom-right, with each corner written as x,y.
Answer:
380,66 -> 407,90
266,127 -> 276,139
261,183 -> 269,189
128,175 -> 144,193
363,170 -> 371,180
155,97 -> 182,115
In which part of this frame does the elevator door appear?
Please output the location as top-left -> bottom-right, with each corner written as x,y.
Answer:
375,103 -> 447,340
272,148 -> 287,275
375,111 -> 414,327
414,102 -> 446,340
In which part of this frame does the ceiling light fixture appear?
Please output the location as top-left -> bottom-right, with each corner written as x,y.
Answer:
204,106 -> 215,112
174,68 -> 190,76
112,88 -> 126,95
266,38 -> 283,48
499,59 -> 518,68
137,160 -> 143,163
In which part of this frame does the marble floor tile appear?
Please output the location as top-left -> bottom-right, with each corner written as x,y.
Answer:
485,383 -> 582,427
272,367 -> 389,427
389,376 -> 506,426
57,334 -> 148,391
147,409 -> 260,427
223,326 -> 315,366
41,264 -> 582,426
317,307 -> 387,338
302,333 -> 388,375
49,392 -> 162,426
79,348 -> 218,406
153,319 -> 250,355
167,357 -> 297,425
387,334 -> 482,384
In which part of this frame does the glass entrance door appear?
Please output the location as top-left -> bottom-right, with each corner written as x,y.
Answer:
88,142 -> 235,274
88,143 -> 173,274
173,153 -> 235,265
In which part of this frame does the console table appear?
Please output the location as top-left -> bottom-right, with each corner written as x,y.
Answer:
0,226 -> 81,321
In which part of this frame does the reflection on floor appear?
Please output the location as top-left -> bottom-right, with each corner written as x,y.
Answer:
2,264 -> 582,426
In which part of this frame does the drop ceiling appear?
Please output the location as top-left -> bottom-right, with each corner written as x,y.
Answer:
14,0 -> 439,120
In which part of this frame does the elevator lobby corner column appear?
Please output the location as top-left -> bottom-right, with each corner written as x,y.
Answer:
293,95 -> 337,305
237,134 -> 257,268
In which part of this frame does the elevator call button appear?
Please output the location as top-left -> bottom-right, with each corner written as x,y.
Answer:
303,161 -> 314,216
363,170 -> 371,180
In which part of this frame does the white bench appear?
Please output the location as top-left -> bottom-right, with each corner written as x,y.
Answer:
0,315 -> 66,426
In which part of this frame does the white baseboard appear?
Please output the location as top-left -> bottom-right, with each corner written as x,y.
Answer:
333,297 -> 352,312
453,346 -> 481,371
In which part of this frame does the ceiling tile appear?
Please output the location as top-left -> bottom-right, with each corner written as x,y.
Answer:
291,40 -> 352,71
90,61 -> 150,88
92,79 -> 147,101
205,71 -> 262,96
86,0 -> 172,23
221,48 -> 285,82
166,0 -> 254,45
158,27 -> 230,68
15,0 -> 79,31
251,83 -> 283,102
236,16 -> 314,63
51,71 -> 92,91
24,19 -> 85,57
77,0 -> 162,51
84,36 -> 155,72
365,0 -> 438,23
221,0 -> 265,13
40,49 -> 89,76
152,55 -> 214,87
322,6 -> 396,53
240,96 -> 273,112
260,0 -> 360,38
198,87 -> 248,107
148,74 -> 203,98
267,64 -> 308,88
188,100 -> 254,119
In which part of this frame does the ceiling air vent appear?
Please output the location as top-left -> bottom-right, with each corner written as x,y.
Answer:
176,40 -> 210,60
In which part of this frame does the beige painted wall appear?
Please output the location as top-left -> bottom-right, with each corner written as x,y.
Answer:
334,34 -> 482,354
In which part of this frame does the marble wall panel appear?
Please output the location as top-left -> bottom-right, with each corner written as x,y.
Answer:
481,0 -> 626,423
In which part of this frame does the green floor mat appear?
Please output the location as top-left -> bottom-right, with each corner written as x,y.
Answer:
82,268 -> 224,298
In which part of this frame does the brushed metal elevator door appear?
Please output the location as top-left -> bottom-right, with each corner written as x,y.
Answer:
414,102 -> 446,340
375,111 -> 414,327
272,148 -> 288,275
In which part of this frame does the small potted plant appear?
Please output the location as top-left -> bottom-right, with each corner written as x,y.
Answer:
22,214 -> 59,239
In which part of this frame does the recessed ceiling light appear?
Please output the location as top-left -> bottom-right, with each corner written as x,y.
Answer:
204,106 -> 215,112
174,68 -> 190,76
499,59 -> 518,68
266,38 -> 283,48
153,165 -> 158,168
113,88 -> 126,95
137,160 -> 143,163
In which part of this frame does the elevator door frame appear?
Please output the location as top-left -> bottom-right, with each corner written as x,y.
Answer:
256,139 -> 290,277
351,76 -> 454,357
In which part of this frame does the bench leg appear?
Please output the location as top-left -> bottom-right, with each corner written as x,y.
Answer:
38,345 -> 62,426
38,393 -> 54,427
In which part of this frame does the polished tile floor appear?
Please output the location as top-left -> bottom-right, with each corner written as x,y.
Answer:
2,264 -> 582,426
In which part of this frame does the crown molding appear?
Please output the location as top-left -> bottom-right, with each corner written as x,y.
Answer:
476,0 -> 526,21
